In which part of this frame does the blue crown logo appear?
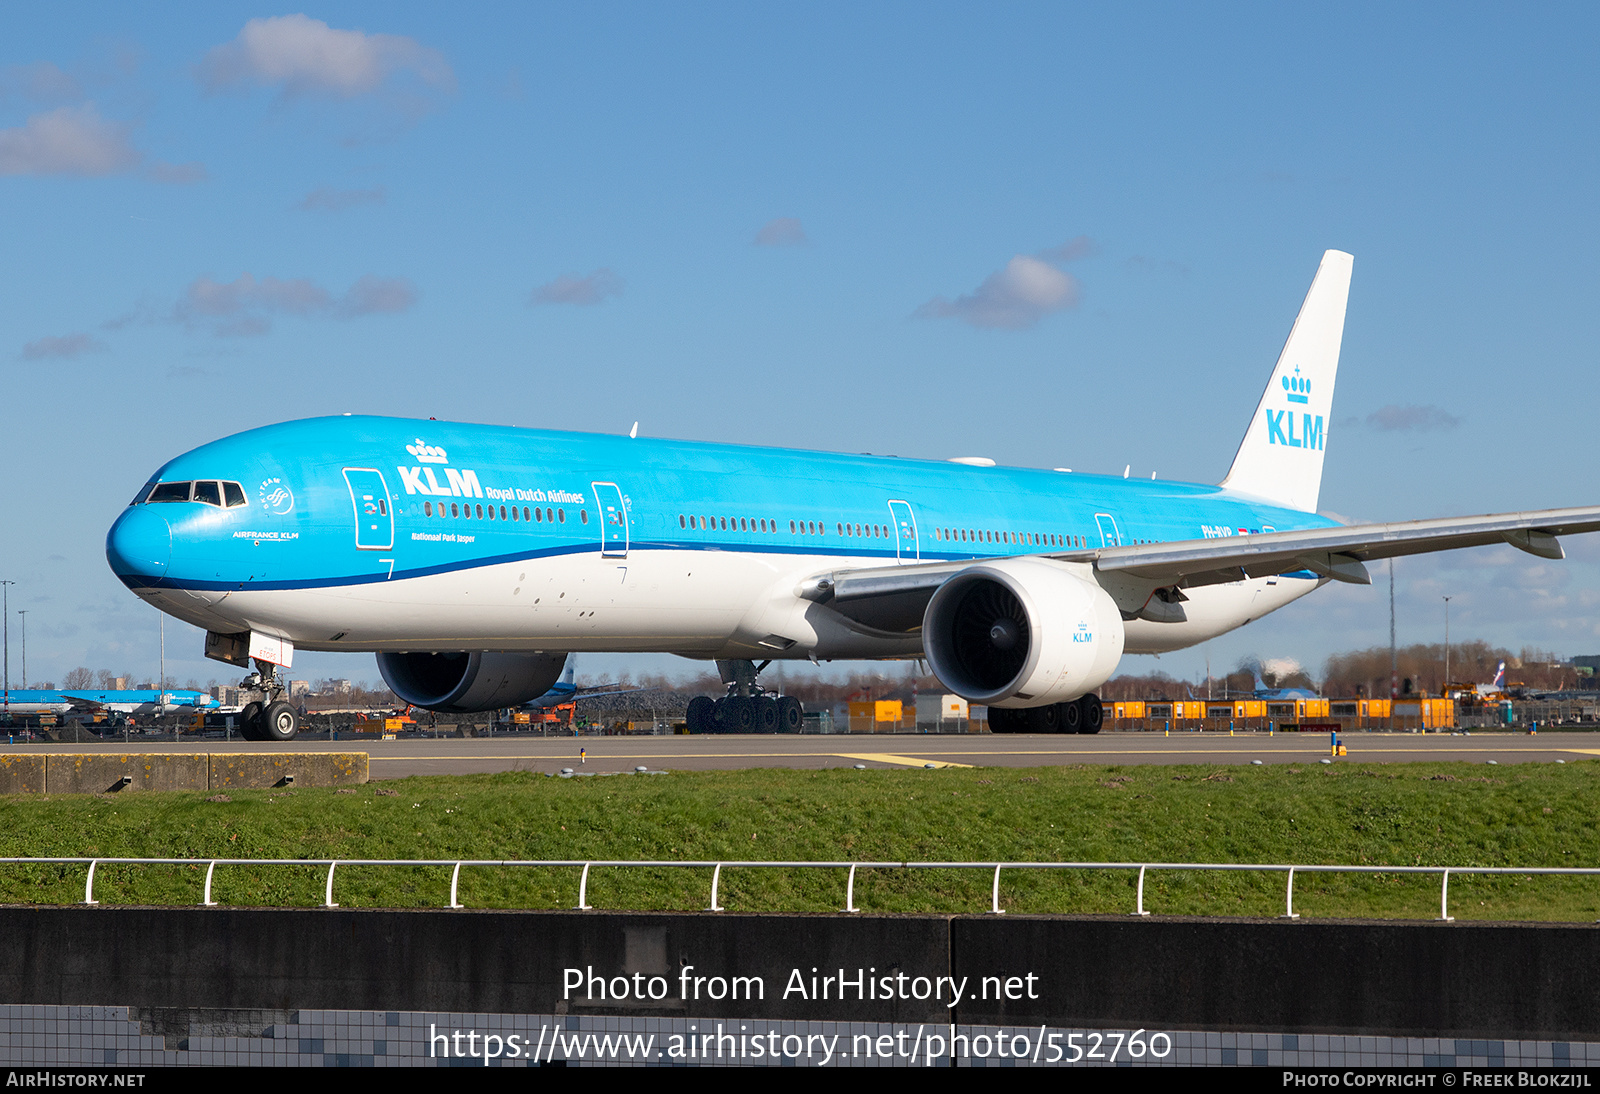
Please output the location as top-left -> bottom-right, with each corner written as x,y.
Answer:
1281,366 -> 1310,404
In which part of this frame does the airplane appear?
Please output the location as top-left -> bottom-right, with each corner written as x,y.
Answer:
0,689 -> 217,720
103,250 -> 1600,740
520,660 -> 648,709
1239,664 -> 1320,702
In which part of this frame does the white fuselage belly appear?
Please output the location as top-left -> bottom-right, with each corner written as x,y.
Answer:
139,548 -> 1323,663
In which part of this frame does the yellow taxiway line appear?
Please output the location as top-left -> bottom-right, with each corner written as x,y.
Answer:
834,753 -> 975,769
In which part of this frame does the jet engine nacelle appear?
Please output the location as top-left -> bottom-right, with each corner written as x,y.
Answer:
376,651 -> 568,713
922,558 -> 1125,708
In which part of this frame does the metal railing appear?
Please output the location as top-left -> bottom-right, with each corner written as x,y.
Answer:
2,857 -> 1597,921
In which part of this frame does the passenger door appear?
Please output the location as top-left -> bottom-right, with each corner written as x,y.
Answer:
888,500 -> 919,564
1094,512 -> 1122,548
591,481 -> 629,558
342,468 -> 394,551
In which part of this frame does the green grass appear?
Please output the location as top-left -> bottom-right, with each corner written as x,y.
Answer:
0,760 -> 1596,920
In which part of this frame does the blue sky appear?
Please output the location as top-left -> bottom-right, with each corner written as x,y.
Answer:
4,4 -> 1598,690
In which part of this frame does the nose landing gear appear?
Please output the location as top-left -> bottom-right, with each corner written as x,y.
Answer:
236,659 -> 299,742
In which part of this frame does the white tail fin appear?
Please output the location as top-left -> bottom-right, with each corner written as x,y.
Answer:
1219,250 -> 1353,512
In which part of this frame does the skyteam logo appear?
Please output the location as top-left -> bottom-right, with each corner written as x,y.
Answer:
1266,367 -> 1324,452
258,477 -> 294,516
397,438 -> 484,499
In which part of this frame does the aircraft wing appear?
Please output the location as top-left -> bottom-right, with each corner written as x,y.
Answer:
807,505 -> 1600,633
1085,505 -> 1600,587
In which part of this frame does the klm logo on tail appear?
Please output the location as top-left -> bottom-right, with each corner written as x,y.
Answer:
1266,410 -> 1324,451
1267,365 -> 1324,451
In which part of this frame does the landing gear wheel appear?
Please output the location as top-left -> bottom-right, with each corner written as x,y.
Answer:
718,695 -> 756,733
1026,704 -> 1061,733
988,707 -> 1025,734
1059,700 -> 1083,734
1078,694 -> 1103,734
240,701 -> 263,741
776,696 -> 804,733
753,696 -> 779,733
261,701 -> 298,742
685,696 -> 715,733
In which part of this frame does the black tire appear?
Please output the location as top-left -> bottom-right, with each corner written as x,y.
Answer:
753,696 -> 779,733
240,701 -> 263,741
1079,694 -> 1103,734
1059,700 -> 1083,734
987,707 -> 1025,733
261,701 -> 298,742
718,696 -> 756,733
776,696 -> 804,733
685,695 -> 715,733
1026,704 -> 1061,733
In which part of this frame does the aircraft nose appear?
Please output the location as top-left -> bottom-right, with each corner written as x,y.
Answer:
106,507 -> 172,585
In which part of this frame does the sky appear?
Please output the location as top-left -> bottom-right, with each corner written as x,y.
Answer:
3,3 -> 1599,692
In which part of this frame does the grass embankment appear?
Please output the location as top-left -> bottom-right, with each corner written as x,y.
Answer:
0,761 -> 1596,920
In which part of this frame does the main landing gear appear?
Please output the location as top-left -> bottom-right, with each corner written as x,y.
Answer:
684,659 -> 805,734
236,659 -> 299,742
987,694 -> 1103,735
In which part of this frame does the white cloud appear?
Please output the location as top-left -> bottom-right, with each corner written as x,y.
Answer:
198,15 -> 454,99
2,61 -> 83,103
0,105 -> 139,176
530,269 -> 624,308
916,254 -> 1081,330
20,333 -> 105,360
753,217 -> 807,247
1036,235 -> 1097,262
175,272 -> 417,335
0,104 -> 202,183
1365,404 -> 1462,432
299,184 -> 386,211
340,275 -> 418,316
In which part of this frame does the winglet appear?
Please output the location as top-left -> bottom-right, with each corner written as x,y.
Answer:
1219,250 -> 1353,512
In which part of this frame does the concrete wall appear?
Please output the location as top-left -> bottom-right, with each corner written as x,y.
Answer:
0,908 -> 1595,1039
0,753 -> 367,793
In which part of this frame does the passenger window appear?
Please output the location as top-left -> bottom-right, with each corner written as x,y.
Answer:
558,509 -> 565,523
580,510 -> 588,524
425,502 -> 433,517
148,482 -> 192,503
451,503 -> 459,518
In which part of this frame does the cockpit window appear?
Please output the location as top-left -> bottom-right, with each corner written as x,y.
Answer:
131,481 -> 156,506
147,482 -> 192,503
144,480 -> 249,507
